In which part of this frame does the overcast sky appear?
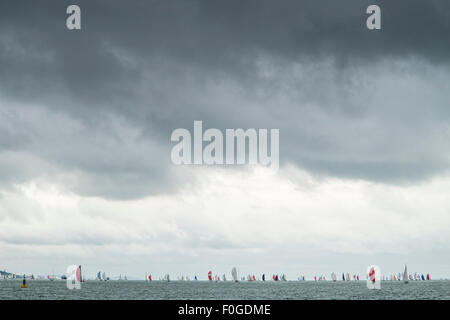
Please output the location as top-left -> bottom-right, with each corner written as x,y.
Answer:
1,0 -> 450,279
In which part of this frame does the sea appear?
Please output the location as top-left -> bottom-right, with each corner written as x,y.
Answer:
1,280 -> 449,300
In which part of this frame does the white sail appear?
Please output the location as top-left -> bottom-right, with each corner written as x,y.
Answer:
403,265 -> 408,284
231,267 -> 238,282
331,272 -> 337,282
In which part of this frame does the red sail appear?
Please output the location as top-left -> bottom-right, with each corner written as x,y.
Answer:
76,265 -> 82,282
148,275 -> 152,281
369,267 -> 376,283
208,271 -> 212,281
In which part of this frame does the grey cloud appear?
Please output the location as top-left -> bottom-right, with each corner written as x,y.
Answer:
0,1 -> 450,198
2,0 -> 449,106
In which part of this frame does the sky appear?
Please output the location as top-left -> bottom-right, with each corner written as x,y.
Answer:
0,0 -> 450,279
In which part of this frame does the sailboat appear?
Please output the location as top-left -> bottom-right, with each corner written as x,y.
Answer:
222,274 -> 226,281
426,274 -> 430,280
346,273 -> 350,281
342,273 -> 345,281
76,265 -> 82,283
208,271 -> 213,281
97,271 -> 102,281
231,267 -> 238,282
262,274 -> 265,281
403,265 -> 408,284
331,272 -> 337,282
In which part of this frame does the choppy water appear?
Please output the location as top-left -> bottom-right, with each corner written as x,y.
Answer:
1,280 -> 449,300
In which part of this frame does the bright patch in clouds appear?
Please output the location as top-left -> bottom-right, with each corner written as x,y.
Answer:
1,165 -> 449,278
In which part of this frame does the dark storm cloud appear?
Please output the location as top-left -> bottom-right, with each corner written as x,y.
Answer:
1,0 -> 449,104
0,0 -> 450,198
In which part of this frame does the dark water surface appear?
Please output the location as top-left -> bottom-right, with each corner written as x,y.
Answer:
1,280 -> 449,300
